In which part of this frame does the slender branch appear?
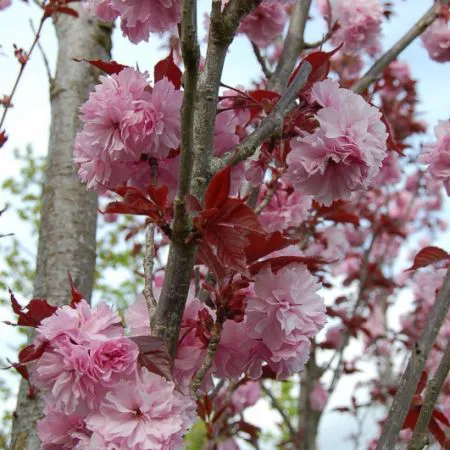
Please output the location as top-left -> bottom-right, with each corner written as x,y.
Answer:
221,61 -> 312,168
190,313 -> 225,394
254,171 -> 282,215
269,0 -> 312,92
0,16 -> 47,132
353,1 -> 448,94
153,0 -> 262,357
262,383 -> 297,440
251,41 -> 272,79
151,0 -> 200,356
376,266 -> 450,450
143,223 -> 157,323
29,19 -> 53,84
408,340 -> 450,450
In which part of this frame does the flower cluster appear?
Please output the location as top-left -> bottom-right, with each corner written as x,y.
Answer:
87,0 -> 181,43
33,299 -> 196,449
317,0 -> 383,55
422,19 -> 450,63
420,119 -> 450,195
246,263 -> 326,379
74,68 -> 182,193
238,0 -> 287,47
285,79 -> 388,206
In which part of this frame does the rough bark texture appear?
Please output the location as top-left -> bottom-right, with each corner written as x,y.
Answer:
10,8 -> 112,450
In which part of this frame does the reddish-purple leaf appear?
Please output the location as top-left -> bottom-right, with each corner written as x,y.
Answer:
154,49 -> 182,90
433,407 -> 450,427
245,232 -> 298,263
8,290 -> 57,327
0,130 -> 8,149
204,166 -> 231,210
429,417 -> 446,446
73,58 -> 129,75
68,273 -> 84,307
129,336 -> 172,381
406,246 -> 450,272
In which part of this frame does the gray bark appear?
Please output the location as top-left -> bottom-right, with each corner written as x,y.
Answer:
10,7 -> 112,450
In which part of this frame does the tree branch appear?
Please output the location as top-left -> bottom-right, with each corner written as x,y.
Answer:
190,312 -> 225,394
376,266 -> 450,450
153,0 -> 262,357
221,61 -> 312,168
353,1 -> 448,94
408,340 -> 450,450
143,223 -> 157,322
269,0 -> 312,92
261,383 -> 297,440
251,41 -> 272,79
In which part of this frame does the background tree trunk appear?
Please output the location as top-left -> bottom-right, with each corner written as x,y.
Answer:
10,8 -> 112,450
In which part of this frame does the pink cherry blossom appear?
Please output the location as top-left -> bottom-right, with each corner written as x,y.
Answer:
246,263 -> 326,352
87,0 -> 181,43
420,120 -> 450,195
37,299 -> 122,344
231,381 -> 261,412
0,0 -> 11,10
320,0 -> 383,55
267,337 -> 311,379
373,152 -> 402,186
86,367 -> 196,449
75,68 -> 182,192
258,182 -> 312,232
310,381 -> 329,411
37,408 -> 87,450
422,19 -> 450,63
214,110 -> 240,156
238,1 -> 287,47
286,79 -> 387,206
124,294 -> 151,337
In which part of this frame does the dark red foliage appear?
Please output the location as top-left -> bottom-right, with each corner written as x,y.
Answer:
68,273 -> 84,307
129,336 -> 173,381
104,184 -> 172,235
314,200 -> 360,226
0,130 -> 7,149
289,44 -> 343,91
245,231 -> 298,263
43,0 -> 81,18
8,289 -> 57,327
154,49 -> 182,90
249,255 -> 327,275
193,167 -> 264,277
406,246 -> 450,272
73,58 -> 129,75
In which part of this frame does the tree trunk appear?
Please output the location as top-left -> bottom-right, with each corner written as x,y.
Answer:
10,8 -> 112,450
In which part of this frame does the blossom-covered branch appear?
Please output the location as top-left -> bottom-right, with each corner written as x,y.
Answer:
354,0 -> 449,94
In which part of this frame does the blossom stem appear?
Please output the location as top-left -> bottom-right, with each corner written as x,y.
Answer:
222,61 -> 312,168
190,313 -> 225,394
376,266 -> 450,450
408,340 -> 450,450
251,41 -> 272,79
353,1 -> 449,94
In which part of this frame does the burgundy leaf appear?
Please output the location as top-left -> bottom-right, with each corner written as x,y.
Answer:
129,336 -> 172,381
245,232 -> 298,263
406,246 -> 450,272
73,58 -> 129,75
204,166 -> 231,210
68,273 -> 84,307
249,255 -> 327,275
154,49 -> 182,90
9,290 -> 57,327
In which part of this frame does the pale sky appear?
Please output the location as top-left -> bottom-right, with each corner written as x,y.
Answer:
0,1 -> 450,449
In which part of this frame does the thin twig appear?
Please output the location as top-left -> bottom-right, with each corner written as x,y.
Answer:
254,171 -> 282,215
0,16 -> 47,132
251,41 -> 272,79
143,223 -> 157,322
353,1 -> 449,94
190,312 -> 225,394
219,61 -> 312,168
408,340 -> 450,450
376,266 -> 450,450
29,19 -> 53,84
262,383 -> 297,440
